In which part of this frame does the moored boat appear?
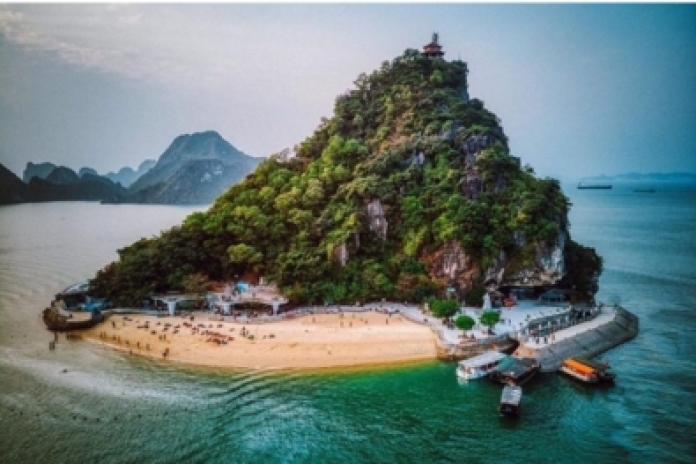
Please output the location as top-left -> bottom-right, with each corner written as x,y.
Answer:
489,357 -> 540,385
559,357 -> 615,383
456,351 -> 508,381
499,384 -> 523,418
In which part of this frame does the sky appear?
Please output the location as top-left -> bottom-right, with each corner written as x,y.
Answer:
0,3 -> 695,181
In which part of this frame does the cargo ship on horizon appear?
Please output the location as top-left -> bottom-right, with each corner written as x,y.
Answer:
577,182 -> 613,189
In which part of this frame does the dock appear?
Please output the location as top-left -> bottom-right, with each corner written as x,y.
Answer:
513,305 -> 638,372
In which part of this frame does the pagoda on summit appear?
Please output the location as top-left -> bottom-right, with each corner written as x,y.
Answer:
421,32 -> 445,59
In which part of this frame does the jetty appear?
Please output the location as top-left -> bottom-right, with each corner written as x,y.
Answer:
512,305 -> 638,372
424,299 -> 638,372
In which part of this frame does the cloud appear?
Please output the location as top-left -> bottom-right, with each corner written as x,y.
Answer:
0,5 -> 242,89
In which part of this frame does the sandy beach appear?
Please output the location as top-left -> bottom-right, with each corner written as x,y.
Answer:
81,311 -> 438,370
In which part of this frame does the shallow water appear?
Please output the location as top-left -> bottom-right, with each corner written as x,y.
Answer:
1,186 -> 695,463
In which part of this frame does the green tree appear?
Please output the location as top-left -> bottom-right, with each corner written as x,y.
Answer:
181,272 -> 210,308
455,315 -> 475,330
479,311 -> 500,329
464,287 -> 486,307
428,298 -> 460,318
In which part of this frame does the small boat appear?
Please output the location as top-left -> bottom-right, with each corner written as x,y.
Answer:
577,182 -> 612,189
499,384 -> 523,418
456,351 -> 508,380
634,189 -> 655,193
489,357 -> 540,385
559,357 -> 615,383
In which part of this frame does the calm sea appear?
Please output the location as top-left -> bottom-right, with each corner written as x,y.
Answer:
1,185 -> 695,464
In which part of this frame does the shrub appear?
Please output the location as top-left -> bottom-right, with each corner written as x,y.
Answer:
455,315 -> 475,330
428,298 -> 460,318
480,311 -> 500,328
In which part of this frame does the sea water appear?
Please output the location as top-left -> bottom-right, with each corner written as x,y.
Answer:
0,185 -> 694,463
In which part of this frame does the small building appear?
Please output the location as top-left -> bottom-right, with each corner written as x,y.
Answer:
422,32 -> 445,59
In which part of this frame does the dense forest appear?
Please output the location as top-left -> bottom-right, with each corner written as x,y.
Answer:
90,47 -> 602,306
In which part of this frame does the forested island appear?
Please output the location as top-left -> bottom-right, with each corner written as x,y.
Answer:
90,38 -> 602,307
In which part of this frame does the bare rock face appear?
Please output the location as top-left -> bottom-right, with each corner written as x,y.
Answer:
459,134 -> 490,200
426,229 -> 567,293
426,241 -> 479,293
536,230 -> 567,280
332,242 -> 348,267
484,250 -> 507,285
504,230 -> 567,287
366,199 -> 388,240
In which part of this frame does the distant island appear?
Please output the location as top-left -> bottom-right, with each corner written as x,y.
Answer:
578,172 -> 696,184
0,131 -> 261,206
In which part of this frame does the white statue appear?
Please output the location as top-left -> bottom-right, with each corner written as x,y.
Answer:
483,292 -> 492,310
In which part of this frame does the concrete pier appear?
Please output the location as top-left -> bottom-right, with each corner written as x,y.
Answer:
514,305 -> 639,372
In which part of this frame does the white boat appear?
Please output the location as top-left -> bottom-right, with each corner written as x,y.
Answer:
456,351 -> 508,380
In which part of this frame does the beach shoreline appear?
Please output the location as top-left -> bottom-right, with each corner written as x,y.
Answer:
79,311 -> 438,371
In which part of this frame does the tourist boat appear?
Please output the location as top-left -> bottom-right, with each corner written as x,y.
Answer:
559,357 -> 616,384
499,384 -> 523,418
489,357 -> 540,385
456,351 -> 508,380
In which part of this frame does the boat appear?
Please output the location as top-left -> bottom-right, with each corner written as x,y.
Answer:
577,182 -> 613,190
634,189 -> 655,193
456,351 -> 508,380
55,281 -> 91,310
42,303 -> 106,332
559,357 -> 616,383
499,384 -> 523,418
489,356 -> 540,385
55,281 -> 109,311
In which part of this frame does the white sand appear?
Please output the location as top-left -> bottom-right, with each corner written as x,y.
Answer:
81,311 -> 437,371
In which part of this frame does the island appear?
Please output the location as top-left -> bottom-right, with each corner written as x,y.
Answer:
48,35 -> 636,371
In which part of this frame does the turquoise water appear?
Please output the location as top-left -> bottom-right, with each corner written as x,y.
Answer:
1,186 -> 695,463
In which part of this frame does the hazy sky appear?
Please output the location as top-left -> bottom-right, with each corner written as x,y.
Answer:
0,3 -> 694,180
